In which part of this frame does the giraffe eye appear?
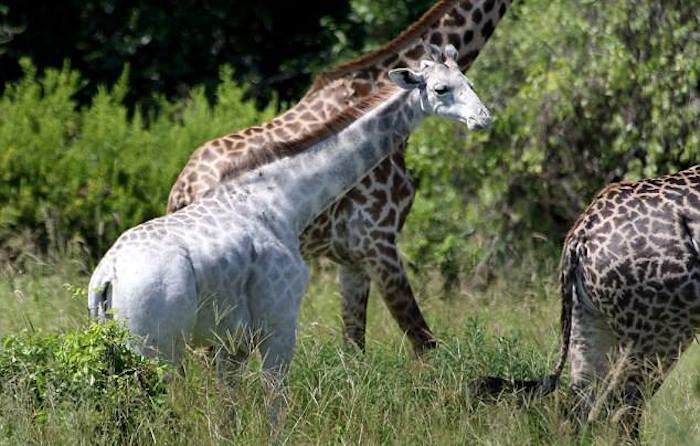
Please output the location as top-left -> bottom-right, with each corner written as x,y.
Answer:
434,84 -> 450,95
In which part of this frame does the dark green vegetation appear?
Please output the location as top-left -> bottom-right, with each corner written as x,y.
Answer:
1,0 -> 697,279
0,0 -> 698,443
0,0 -> 355,108
0,320 -> 169,443
0,63 -> 274,262
0,0 -> 436,108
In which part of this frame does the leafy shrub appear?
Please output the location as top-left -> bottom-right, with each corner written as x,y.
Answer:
0,321 -> 169,434
1,0 -> 697,283
401,0 -> 698,280
0,60 -> 274,263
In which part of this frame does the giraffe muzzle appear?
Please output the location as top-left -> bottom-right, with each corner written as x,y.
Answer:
466,111 -> 492,130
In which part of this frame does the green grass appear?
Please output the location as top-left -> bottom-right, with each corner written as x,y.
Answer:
0,257 -> 698,445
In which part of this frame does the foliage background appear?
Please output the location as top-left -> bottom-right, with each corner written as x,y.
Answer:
0,0 -> 362,108
0,0 -> 698,281
0,2 -> 699,443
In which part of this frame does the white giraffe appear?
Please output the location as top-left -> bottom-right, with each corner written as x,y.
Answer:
88,45 -> 491,425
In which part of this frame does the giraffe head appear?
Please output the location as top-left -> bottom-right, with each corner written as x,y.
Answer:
388,44 -> 491,130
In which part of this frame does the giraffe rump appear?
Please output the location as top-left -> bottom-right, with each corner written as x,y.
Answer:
473,166 -> 700,442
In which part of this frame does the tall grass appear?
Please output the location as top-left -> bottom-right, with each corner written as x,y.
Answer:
1,258 -> 698,445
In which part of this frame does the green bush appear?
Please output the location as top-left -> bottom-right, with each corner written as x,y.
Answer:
0,60 -> 274,262
0,321 -> 169,436
401,0 -> 698,279
0,0 -> 697,282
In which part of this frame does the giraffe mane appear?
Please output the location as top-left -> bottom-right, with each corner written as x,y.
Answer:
221,85 -> 400,182
305,0 -> 459,95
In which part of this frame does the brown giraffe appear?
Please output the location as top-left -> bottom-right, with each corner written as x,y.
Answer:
168,0 -> 512,353
473,165 -> 700,442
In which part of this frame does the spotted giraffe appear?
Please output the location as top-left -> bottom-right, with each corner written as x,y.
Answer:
473,165 -> 700,442
168,0 -> 512,353
90,53 -> 490,425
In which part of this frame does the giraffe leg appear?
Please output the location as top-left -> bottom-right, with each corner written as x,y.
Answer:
339,266 -> 371,351
607,331 -> 693,443
613,365 -> 655,444
251,248 -> 307,435
567,302 -> 618,432
215,347 -> 250,388
257,326 -> 295,436
364,240 -> 437,354
212,346 -> 251,437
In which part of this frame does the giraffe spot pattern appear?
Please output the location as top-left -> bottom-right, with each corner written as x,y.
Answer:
472,8 -> 483,24
567,166 -> 700,369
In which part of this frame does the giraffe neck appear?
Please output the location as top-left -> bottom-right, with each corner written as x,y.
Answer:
231,88 -> 423,236
307,0 -> 511,97
425,0 -> 511,70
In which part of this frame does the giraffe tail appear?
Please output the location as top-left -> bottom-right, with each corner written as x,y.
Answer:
469,239 -> 578,400
87,259 -> 114,322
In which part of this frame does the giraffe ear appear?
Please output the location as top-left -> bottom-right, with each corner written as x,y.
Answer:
443,45 -> 458,64
427,43 -> 442,62
388,68 -> 425,90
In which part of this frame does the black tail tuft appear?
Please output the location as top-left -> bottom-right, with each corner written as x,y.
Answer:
469,237 -> 581,405
469,374 -> 561,401
88,280 -> 112,321
468,376 -> 514,400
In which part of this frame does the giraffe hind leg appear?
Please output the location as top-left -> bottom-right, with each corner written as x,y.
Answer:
339,266 -> 371,351
364,240 -> 437,354
607,332 -> 694,443
567,301 -> 619,434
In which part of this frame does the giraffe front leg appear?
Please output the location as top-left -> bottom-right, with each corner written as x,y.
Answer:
252,248 -> 307,437
211,345 -> 251,438
258,327 -> 295,438
364,241 -> 437,354
339,266 -> 371,351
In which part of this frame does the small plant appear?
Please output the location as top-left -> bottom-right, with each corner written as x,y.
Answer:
0,321 -> 170,437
